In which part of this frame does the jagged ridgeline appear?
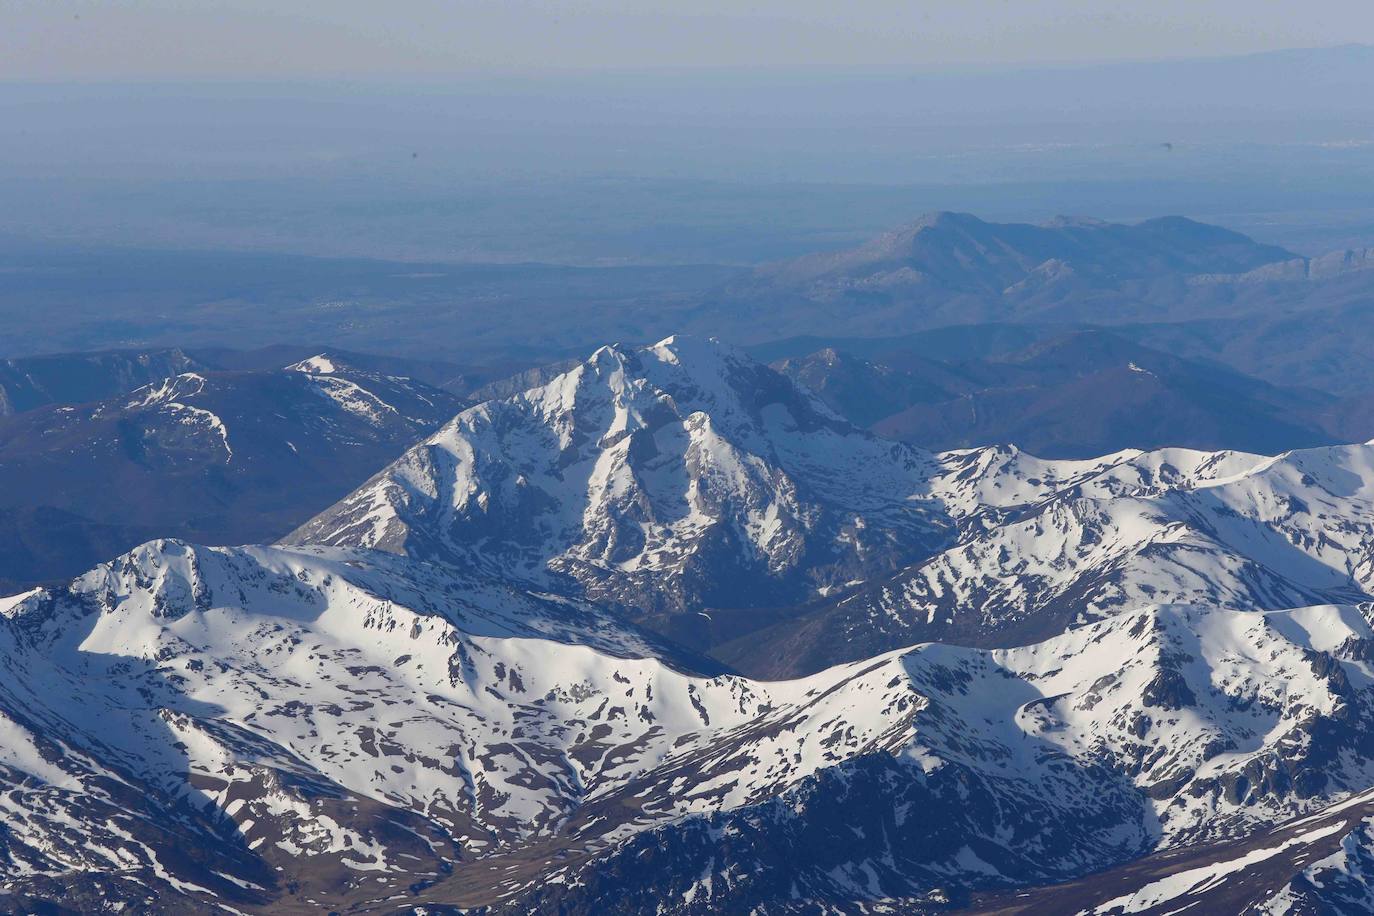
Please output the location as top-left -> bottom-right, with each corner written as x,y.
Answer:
4,336 -> 1374,913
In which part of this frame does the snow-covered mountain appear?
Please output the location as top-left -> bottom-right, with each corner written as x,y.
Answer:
8,334 -> 1374,912
733,442 -> 1374,676
290,337 -> 1374,674
3,535 -> 1373,912
0,355 -> 464,591
290,336 -> 951,623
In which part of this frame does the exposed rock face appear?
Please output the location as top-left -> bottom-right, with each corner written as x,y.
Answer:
0,355 -> 465,590
729,443 -> 1374,675
290,336 -> 952,621
9,336 -> 1374,912
5,534 -> 1374,911
290,337 -> 1374,673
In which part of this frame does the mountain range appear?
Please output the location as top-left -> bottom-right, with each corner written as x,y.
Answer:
716,212 -> 1374,402
717,212 -> 1306,335
769,330 -> 1365,458
0,353 -> 464,592
7,336 -> 1374,911
0,344 -> 532,416
11,210 -> 1374,913
753,212 -> 1294,295
11,210 -> 1374,400
290,339 -> 1374,674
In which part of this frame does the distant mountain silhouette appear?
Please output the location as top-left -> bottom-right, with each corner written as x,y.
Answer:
773,330 -> 1355,458
756,211 -> 1294,293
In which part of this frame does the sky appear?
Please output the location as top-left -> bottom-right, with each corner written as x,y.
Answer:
4,1 -> 1374,267
4,0 -> 1374,79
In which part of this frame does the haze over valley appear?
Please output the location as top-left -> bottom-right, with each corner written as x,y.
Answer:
7,9 -> 1374,913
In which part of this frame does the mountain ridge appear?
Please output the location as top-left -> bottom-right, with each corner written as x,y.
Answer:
0,355 -> 466,592
6,333 -> 1374,912
772,329 -> 1355,458
287,335 -> 952,627
4,536 -> 1373,912
754,211 -> 1297,294
288,338 -> 1374,674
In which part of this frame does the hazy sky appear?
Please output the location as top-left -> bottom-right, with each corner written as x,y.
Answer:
5,0 -> 1374,79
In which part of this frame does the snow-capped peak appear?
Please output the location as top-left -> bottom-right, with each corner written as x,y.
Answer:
10,334 -> 1374,911
286,353 -> 342,375
287,336 -> 945,613
5,529 -> 1373,911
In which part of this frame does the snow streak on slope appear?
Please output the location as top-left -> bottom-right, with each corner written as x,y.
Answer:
124,372 -> 235,462
965,787 -> 1374,914
290,336 -> 950,614
932,443 -> 1374,619
4,536 -> 1374,911
750,442 -> 1374,674
290,337 -> 1374,676
9,335 -> 1374,912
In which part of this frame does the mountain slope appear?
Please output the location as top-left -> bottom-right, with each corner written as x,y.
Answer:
771,345 -> 975,428
9,336 -> 1374,911
970,787 -> 1374,914
774,331 -> 1345,458
535,602 -> 1374,914
289,336 -> 951,634
713,212 -> 1302,337
0,347 -> 207,416
726,443 -> 1374,676
0,343 -> 542,417
286,332 -> 1374,677
756,212 -> 1295,293
291,337 -> 1374,673
3,540 -> 1374,912
0,355 -> 463,591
